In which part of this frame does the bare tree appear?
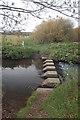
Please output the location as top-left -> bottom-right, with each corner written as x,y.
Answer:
0,0 -> 79,31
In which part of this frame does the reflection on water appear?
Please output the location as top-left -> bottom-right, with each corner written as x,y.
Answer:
2,58 -> 43,118
2,59 -> 32,69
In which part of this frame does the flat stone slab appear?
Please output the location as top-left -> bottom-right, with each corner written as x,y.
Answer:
42,71 -> 58,78
43,66 -> 56,71
42,57 -> 48,61
36,88 -> 53,93
42,78 -> 60,86
43,60 -> 53,64
43,62 -> 54,67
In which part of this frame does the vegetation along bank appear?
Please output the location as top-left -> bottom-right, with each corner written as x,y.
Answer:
2,36 -> 79,63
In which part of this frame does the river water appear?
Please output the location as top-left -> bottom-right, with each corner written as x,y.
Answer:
2,59 -> 79,118
54,61 -> 79,81
2,58 -> 44,118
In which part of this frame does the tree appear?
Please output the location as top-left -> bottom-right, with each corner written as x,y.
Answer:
31,18 -> 73,43
73,26 -> 80,42
0,0 -> 79,31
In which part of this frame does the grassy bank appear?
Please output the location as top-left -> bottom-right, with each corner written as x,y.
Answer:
37,78 -> 78,118
38,42 -> 79,63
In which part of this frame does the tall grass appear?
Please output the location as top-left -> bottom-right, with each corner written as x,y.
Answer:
37,66 -> 78,118
38,78 -> 78,118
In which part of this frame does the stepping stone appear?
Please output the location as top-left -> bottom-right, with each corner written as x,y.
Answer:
36,88 -> 53,93
43,66 -> 56,72
43,59 -> 53,64
43,62 -> 54,67
42,71 -> 58,78
42,78 -> 60,87
42,57 -> 48,61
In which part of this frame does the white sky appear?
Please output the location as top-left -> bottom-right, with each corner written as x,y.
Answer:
0,0 -> 78,32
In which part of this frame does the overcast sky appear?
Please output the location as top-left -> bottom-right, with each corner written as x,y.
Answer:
0,0 -> 78,32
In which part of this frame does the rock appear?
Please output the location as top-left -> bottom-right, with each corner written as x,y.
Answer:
43,62 -> 54,67
36,88 -> 53,93
42,57 -> 48,61
42,78 -> 60,87
43,59 -> 53,64
43,66 -> 56,72
42,71 -> 58,78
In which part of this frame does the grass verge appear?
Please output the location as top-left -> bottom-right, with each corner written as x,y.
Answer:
37,78 -> 78,118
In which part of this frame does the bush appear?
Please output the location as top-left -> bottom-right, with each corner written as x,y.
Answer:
31,18 -> 73,43
2,43 -> 37,59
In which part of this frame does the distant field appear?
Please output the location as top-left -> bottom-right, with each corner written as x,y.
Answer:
2,35 -> 24,45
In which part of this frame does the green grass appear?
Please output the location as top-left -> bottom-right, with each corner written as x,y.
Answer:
37,66 -> 78,118
17,91 -> 38,118
37,78 -> 78,118
50,42 -> 78,63
37,42 -> 78,63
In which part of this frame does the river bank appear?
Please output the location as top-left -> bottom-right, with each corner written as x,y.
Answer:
26,77 -> 78,118
17,61 -> 79,118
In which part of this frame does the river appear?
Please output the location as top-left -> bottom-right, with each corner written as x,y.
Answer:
2,58 -> 79,118
2,58 -> 44,118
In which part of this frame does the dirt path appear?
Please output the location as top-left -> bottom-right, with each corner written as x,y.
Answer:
26,93 -> 49,118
